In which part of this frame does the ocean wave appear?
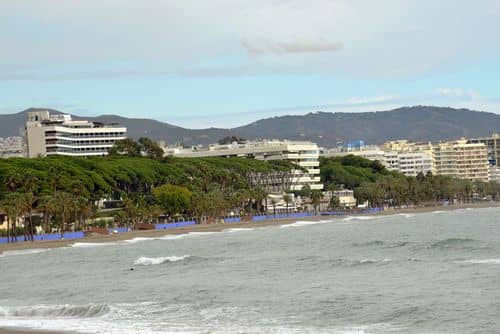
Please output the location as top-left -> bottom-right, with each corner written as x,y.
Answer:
280,220 -> 329,228
355,258 -> 392,266
123,237 -> 156,244
71,242 -> 120,248
329,258 -> 392,267
0,303 -> 110,318
458,259 -> 500,264
352,240 -> 385,247
158,234 -> 188,240
398,213 -> 415,219
431,210 -> 447,214
386,241 -> 411,248
430,238 -> 476,249
133,255 -> 190,266
0,248 -> 51,258
187,232 -> 218,236
343,216 -> 380,222
225,228 -> 255,233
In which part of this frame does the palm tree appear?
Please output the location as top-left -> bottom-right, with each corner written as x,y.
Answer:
5,172 -> 22,192
123,198 -> 138,227
283,194 -> 292,215
252,187 -> 268,214
20,192 -> 37,241
329,194 -> 340,211
48,166 -> 61,199
1,193 -> 23,242
310,190 -> 323,215
270,198 -> 278,217
38,196 -> 56,234
20,173 -> 39,241
57,192 -> 74,238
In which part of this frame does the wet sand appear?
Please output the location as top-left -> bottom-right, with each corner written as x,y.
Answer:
0,329 -> 69,334
1,201 -> 498,255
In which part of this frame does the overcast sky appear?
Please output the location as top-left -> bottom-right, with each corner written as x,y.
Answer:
1,0 -> 500,128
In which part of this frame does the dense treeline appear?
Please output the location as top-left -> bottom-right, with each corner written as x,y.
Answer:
321,155 -> 500,207
0,154 -> 294,241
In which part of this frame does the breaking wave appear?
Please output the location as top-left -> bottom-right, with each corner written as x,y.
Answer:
343,216 -> 380,222
0,248 -> 51,258
329,258 -> 392,267
431,238 -> 476,249
281,220 -> 329,228
71,242 -> 120,248
226,228 -> 256,233
133,255 -> 190,266
458,259 -> 500,265
0,303 -> 110,318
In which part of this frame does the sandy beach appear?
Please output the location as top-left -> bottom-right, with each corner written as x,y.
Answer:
1,201 -> 498,256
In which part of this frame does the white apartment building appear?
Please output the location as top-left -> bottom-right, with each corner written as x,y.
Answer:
489,166 -> 500,183
432,140 -> 489,182
468,133 -> 500,166
25,111 -> 127,157
0,136 -> 26,158
323,145 -> 433,177
397,152 -> 434,177
166,140 -> 323,191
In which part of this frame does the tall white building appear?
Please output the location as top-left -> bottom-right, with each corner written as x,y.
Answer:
25,111 -> 127,157
323,144 -> 433,177
432,140 -> 489,182
165,140 -> 323,191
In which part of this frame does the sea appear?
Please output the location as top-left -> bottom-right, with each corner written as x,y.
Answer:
0,207 -> 499,334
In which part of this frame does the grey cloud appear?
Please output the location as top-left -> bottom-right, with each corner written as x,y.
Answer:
242,39 -> 343,56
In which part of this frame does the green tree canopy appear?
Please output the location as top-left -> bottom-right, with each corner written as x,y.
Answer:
152,184 -> 193,216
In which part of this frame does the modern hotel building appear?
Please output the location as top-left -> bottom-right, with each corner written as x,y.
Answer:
165,139 -> 324,191
25,111 -> 127,157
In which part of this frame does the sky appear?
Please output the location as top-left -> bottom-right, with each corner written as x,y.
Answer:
1,0 -> 500,128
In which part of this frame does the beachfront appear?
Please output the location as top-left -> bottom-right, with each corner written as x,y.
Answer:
1,202 -> 497,255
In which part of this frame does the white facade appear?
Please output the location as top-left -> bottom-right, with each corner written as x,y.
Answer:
396,152 -> 433,177
166,140 -> 323,191
25,111 -> 127,157
489,166 -> 500,182
323,146 -> 433,177
0,136 -> 26,158
432,140 -> 489,182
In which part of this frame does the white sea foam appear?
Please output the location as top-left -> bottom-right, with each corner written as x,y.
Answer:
431,210 -> 447,214
133,255 -> 190,266
280,220 -> 329,228
343,216 -> 380,222
187,232 -> 218,236
0,248 -> 51,258
71,242 -> 120,248
226,228 -> 255,233
459,259 -> 500,264
158,234 -> 188,240
0,303 -> 110,318
398,213 -> 415,219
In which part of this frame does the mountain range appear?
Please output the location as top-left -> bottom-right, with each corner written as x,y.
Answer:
1,106 -> 499,147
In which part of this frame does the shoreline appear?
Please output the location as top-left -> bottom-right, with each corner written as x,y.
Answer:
0,329 -> 71,334
1,201 -> 498,255
1,201 -> 499,334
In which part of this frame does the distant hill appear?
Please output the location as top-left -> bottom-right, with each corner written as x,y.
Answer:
1,106 -> 499,147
